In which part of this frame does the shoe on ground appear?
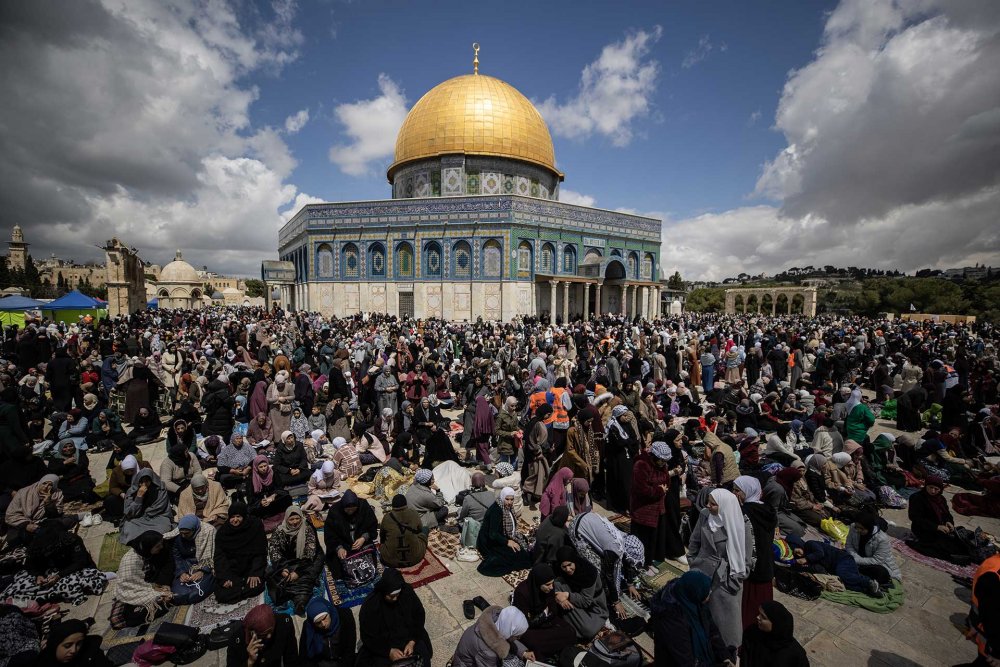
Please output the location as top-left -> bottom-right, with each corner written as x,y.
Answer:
91,514 -> 102,526
866,580 -> 883,597
80,514 -> 93,528
673,554 -> 689,565
103,572 -> 117,581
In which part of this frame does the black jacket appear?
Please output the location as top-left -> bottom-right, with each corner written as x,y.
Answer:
201,380 -> 234,438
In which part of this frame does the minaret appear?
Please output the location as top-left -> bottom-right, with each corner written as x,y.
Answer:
7,225 -> 28,271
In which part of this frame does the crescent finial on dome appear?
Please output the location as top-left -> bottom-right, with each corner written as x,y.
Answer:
473,43 -> 479,75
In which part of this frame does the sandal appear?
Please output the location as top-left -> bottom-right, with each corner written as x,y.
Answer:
463,599 -> 475,620
472,595 -> 490,612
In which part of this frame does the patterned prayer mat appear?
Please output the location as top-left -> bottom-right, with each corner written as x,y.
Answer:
399,549 -> 452,589
640,560 -> 685,591
101,605 -> 190,666
97,531 -> 129,571
501,568 -> 530,589
891,537 -> 978,578
324,565 -> 380,609
427,528 -> 460,560
608,513 -> 632,533
184,592 -> 264,631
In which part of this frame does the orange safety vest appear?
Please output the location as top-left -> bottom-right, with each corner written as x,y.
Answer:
549,386 -> 570,427
529,390 -> 553,424
966,553 -> 1000,656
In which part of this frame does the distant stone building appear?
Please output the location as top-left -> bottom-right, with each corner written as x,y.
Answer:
104,238 -> 146,317
153,251 -> 207,309
6,225 -> 28,271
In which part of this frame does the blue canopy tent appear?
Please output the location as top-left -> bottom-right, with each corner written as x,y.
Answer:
147,298 -> 159,309
40,290 -> 107,323
0,295 -> 45,327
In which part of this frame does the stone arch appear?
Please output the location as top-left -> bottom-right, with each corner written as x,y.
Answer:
452,240 -> 472,278
604,258 -> 626,280
733,294 -> 744,313
341,243 -> 360,279
745,294 -> 758,313
760,293 -> 773,314
776,293 -> 789,315
562,245 -> 577,274
157,288 -> 169,298
395,241 -> 414,278
791,293 -> 805,314
316,243 -> 333,278
424,241 -> 442,277
582,248 -> 602,265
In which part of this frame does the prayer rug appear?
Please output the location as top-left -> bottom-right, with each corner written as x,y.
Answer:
324,566 -> 380,609
62,499 -> 103,516
97,531 -> 129,571
640,560 -> 685,591
399,549 -> 452,589
820,580 -> 905,613
101,604 -> 190,666
608,513 -> 632,533
427,527 -> 460,560
184,592 -> 264,631
891,537 -> 978,578
502,569 -> 530,589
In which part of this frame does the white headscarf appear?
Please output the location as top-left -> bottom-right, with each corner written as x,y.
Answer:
706,488 -> 748,577
495,606 -> 529,640
121,454 -> 138,472
733,475 -> 763,504
844,388 -> 863,415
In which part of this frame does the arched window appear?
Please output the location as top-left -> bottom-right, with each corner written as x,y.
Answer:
396,242 -> 414,278
157,289 -> 168,298
369,242 -> 386,278
582,248 -> 602,266
562,245 -> 577,274
482,240 -> 502,278
316,243 -> 333,278
540,243 -> 555,273
517,241 -> 533,279
627,251 -> 639,279
342,243 -> 360,279
424,241 -> 442,277
453,240 -> 472,279
642,252 -> 654,281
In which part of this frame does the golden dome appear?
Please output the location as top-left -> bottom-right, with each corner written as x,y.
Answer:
388,73 -> 562,181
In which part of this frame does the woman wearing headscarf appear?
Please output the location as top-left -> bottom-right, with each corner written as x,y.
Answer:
299,597 -> 357,667
119,469 -> 173,545
539,467 -> 573,520
225,603 -> 300,667
907,476 -> 972,564
687,488 -> 755,652
101,454 -> 148,521
171,514 -> 215,604
566,511 -> 645,630
469,394 -> 496,466
217,432 -> 257,489
630,440 -> 671,566
266,505 -> 325,614
246,412 -> 274,447
302,461 -> 342,512
357,567 -> 432,667
375,366 -> 400,416
844,388 -> 875,445
776,464 -> 828,528
214,502 -> 268,604
553,545 -> 608,641
477,487 -> 532,576
5,474 -> 68,546
733,476 -> 777,632
649,570 -> 732,667
176,473 -> 229,527
244,454 -> 292,519
379,495 -> 428,568
267,373 -> 295,440
46,439 -> 96,503
0,521 -> 106,605
371,457 -> 412,507
130,406 -> 162,444
605,404 -> 640,514
495,396 -> 521,466
158,439 -> 202,502
32,617 -> 112,667
570,477 -> 591,516
273,431 -> 311,487
741,600 -> 809,667
512,563 -> 578,661
289,407 -> 310,443
562,407 -> 599,482
451,605 -> 533,667
845,511 -> 901,586
324,489 -> 378,579
533,505 -> 571,566
521,405 -> 552,509
114,531 -> 175,627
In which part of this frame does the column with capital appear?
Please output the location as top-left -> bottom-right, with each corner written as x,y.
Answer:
549,280 -> 558,325
631,285 -> 638,318
595,282 -> 602,316
654,288 -> 661,318
562,281 -> 570,323
641,286 -> 649,320
583,282 -> 591,320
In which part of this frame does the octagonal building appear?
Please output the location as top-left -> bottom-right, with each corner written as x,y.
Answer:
275,56 -> 663,322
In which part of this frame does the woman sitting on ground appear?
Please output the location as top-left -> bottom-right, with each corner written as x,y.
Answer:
171,514 -> 215,605
244,455 -> 292,520
451,605 -> 534,667
214,502 -> 267,604
1,521 -> 107,605
352,420 -> 387,465
273,431 -> 311,488
357,568 -> 432,667
649,570 -> 732,667
324,490 -> 378,580
740,600 -> 809,667
845,511 -> 901,588
246,412 -> 274,448
379,495 -> 428,568
114,531 -> 176,628
533,505 -> 571,566
46,440 -> 96,503
477,487 -> 532,577
216,432 -> 256,490
119,468 -> 173,545
491,462 -> 524,519
907,475 -> 973,564
101,454 -> 149,522
159,441 -> 202,503
511,563 -> 578,662
266,506 -> 325,614
225,604 -> 300,667
129,406 -> 162,444
300,598 -> 357,667
776,464 -> 829,528
405,469 -> 449,533
371,457 -> 411,507
175,473 -> 229,527
34,617 -> 113,667
302,461 -> 342,513
553,545 -> 609,641
540,467 -> 573,520
5,474 -> 72,547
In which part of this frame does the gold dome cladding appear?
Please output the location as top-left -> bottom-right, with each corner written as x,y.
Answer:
387,73 -> 561,181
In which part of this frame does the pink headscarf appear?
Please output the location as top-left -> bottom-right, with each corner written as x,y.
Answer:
540,467 -> 574,518
473,394 -> 495,438
249,381 -> 268,420
251,454 -> 273,493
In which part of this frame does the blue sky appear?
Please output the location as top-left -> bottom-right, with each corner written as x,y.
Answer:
2,0 -> 997,279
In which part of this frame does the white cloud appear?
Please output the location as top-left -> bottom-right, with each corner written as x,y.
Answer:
559,189 -> 597,207
284,108 -> 310,134
666,0 -> 1000,281
0,0 -> 309,275
681,35 -> 714,69
747,109 -> 762,126
536,26 -> 662,147
280,192 -> 325,223
328,74 -> 409,177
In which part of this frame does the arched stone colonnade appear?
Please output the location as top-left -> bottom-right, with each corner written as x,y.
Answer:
724,286 -> 817,316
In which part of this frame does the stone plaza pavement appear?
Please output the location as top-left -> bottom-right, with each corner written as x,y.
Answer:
62,412 -> 996,666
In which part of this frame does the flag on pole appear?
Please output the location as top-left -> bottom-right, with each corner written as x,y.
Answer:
909,303 -> 916,312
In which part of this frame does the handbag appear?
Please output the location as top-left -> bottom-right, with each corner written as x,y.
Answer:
460,517 -> 482,548
207,620 -> 241,650
343,546 -> 379,588
171,636 -> 208,665
132,641 -> 176,667
588,633 -> 642,667
152,622 -> 199,648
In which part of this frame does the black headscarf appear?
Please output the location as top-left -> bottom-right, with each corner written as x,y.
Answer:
34,618 -> 91,666
167,441 -> 190,475
130,530 -> 171,584
421,429 -> 459,468
742,600 -> 808,667
555,545 -> 598,590
214,501 -> 266,554
524,563 -> 555,614
359,567 -> 425,653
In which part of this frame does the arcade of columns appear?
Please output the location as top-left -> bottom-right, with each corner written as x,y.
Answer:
546,278 -> 662,324
724,286 -> 818,317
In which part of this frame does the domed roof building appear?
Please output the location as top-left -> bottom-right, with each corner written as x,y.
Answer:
273,47 -> 664,321
154,250 -> 206,310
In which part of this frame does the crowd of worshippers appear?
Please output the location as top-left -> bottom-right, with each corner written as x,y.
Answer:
0,306 -> 998,666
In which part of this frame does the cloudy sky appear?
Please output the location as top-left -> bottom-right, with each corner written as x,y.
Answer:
1,0 -> 998,279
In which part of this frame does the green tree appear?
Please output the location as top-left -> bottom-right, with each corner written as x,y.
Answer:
667,271 -> 684,290
685,288 -> 726,312
244,279 -> 265,298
